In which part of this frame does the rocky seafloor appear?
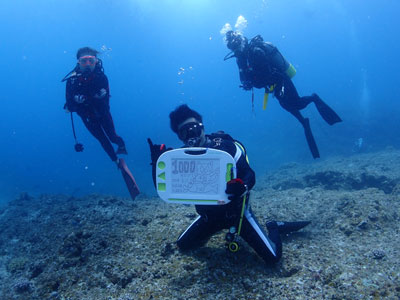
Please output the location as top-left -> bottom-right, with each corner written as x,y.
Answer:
1,149 -> 399,300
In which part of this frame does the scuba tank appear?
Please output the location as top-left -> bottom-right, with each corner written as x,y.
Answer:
248,35 -> 296,80
248,35 -> 297,110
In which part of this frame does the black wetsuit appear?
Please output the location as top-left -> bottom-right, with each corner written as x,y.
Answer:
175,133 -> 282,264
236,39 -> 315,111
65,69 -> 125,162
233,37 -> 341,159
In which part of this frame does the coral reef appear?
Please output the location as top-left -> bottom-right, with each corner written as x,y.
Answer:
0,150 -> 399,299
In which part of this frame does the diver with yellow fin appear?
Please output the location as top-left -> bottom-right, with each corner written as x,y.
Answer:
224,31 -> 342,159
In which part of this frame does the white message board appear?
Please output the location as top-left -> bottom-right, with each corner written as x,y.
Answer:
156,148 -> 236,205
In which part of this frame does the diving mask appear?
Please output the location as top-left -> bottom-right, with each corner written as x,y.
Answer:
178,122 -> 204,142
226,31 -> 245,51
78,55 -> 97,67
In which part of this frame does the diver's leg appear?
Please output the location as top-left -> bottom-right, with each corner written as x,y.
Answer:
274,78 -> 320,158
284,78 -> 314,110
288,108 -> 306,124
101,112 -> 127,155
289,110 -> 320,159
298,95 -> 315,110
240,207 -> 282,264
275,77 -> 313,111
101,111 -> 126,148
177,215 -> 224,250
80,114 -> 118,162
277,78 -> 341,124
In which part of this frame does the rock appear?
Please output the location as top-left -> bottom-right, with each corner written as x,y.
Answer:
29,263 -> 44,279
161,242 -> 174,257
59,232 -> 83,258
368,211 -> 379,222
6,257 -> 29,273
357,220 -> 369,230
104,267 -> 137,288
280,266 -> 301,277
185,213 -> 197,219
141,218 -> 151,226
372,249 -> 385,259
13,278 -> 32,293
339,224 -> 353,236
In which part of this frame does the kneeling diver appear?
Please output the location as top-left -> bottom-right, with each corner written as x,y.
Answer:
148,104 -> 310,264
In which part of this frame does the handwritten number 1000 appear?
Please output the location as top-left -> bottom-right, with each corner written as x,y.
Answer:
172,160 -> 195,174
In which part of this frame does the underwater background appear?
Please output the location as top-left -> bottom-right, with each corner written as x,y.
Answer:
1,0 -> 399,202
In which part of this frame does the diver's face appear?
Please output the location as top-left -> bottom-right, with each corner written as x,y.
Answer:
226,31 -> 244,52
177,117 -> 205,147
78,55 -> 97,73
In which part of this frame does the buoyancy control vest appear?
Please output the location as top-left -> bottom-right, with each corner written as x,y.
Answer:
248,35 -> 296,83
207,131 -> 250,165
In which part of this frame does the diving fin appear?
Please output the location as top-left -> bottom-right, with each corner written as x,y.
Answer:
312,94 -> 342,125
267,221 -> 311,235
303,118 -> 320,159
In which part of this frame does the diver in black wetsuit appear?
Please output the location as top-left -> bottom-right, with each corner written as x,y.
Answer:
224,31 -> 342,159
63,47 -> 127,165
148,104 -> 310,264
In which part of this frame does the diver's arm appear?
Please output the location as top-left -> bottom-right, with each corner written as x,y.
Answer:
93,74 -> 110,104
252,46 -> 268,65
239,70 -> 252,87
235,51 -> 251,84
220,140 -> 255,190
65,80 -> 78,112
101,74 -> 110,99
148,138 -> 173,189
235,150 -> 256,191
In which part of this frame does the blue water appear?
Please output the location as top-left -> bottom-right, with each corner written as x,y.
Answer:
1,0 -> 399,201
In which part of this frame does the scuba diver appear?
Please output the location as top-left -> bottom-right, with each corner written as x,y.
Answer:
148,104 -> 310,264
62,47 -> 127,166
224,31 -> 342,159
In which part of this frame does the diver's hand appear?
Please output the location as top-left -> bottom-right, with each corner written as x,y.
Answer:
147,138 -> 170,164
63,103 -> 71,113
225,178 -> 248,200
240,81 -> 253,91
74,94 -> 86,103
94,88 -> 107,99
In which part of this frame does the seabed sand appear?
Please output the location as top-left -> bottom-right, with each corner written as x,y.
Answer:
0,149 -> 399,300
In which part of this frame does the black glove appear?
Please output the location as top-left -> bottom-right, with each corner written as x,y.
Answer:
225,178 -> 247,201
240,81 -> 253,91
147,138 -> 170,164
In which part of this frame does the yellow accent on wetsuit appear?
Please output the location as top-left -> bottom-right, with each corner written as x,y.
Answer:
234,141 -> 249,164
